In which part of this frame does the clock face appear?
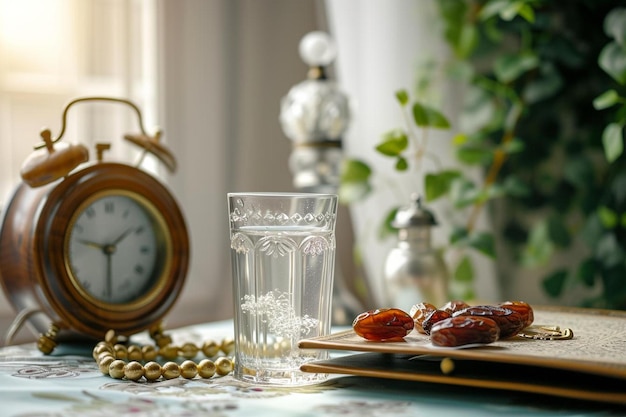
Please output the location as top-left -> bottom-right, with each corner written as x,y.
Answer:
65,191 -> 167,305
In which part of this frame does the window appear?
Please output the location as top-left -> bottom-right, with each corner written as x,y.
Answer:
0,0 -> 158,205
0,0 -> 158,341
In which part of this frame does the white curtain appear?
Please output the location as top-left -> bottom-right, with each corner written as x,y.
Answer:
324,0 -> 500,304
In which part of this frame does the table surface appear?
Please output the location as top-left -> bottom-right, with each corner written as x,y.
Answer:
0,320 -> 624,417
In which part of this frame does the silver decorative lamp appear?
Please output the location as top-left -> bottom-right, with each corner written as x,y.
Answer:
383,194 -> 449,311
279,31 -> 362,324
280,31 -> 349,193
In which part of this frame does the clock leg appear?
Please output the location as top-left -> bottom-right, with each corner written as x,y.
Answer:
37,323 -> 60,354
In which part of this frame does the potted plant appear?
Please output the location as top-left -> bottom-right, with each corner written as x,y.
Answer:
340,0 -> 626,309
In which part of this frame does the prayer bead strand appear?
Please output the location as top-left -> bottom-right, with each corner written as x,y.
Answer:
93,330 -> 234,382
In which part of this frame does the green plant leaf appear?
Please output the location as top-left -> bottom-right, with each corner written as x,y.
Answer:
522,63 -> 563,103
482,14 -> 503,42
456,145 -> 493,165
504,102 -> 523,131
415,60 -> 438,97
455,23 -> 479,59
494,52 -> 539,84
603,7 -> 626,47
547,214 -> 571,248
376,130 -> 408,156
454,256 -> 474,282
379,207 -> 399,240
610,171 -> 626,207
516,3 -> 535,23
449,228 -> 495,258
600,266 -> 626,308
425,170 -> 461,201
467,232 -> 496,258
338,182 -> 371,204
501,137 -> 525,154
459,84 -> 500,133
486,183 -> 506,200
339,159 -> 373,203
450,227 -> 469,245
341,159 -> 372,183
452,133 -> 468,146
577,258 -> 597,287
595,233 -> 625,268
501,1 -> 532,22
478,0 -> 535,22
544,36 -> 585,68
593,89 -> 621,110
622,212 -> 626,228
449,177 -> 481,208
602,122 -> 624,163
599,41 -> 626,85
502,176 -> 530,197
437,0 -> 470,56
581,213 -> 604,248
479,0 -> 515,21
461,288 -> 477,302
437,0 -> 479,59
412,103 -> 451,129
542,269 -> 568,298
521,220 -> 554,267
446,60 -> 475,82
563,155 -> 595,188
598,206 -> 619,229
395,156 -> 408,171
395,90 -> 409,106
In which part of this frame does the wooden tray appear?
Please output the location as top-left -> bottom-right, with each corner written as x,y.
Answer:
299,307 -> 626,404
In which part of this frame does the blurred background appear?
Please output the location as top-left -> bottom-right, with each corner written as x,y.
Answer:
1,0 -> 625,344
0,0 -> 325,343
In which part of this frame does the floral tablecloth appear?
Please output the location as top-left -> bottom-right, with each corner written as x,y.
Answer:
0,320 -> 623,417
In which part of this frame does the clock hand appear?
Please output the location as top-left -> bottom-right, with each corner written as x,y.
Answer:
79,227 -> 135,255
111,227 -> 136,245
105,251 -> 112,301
79,239 -> 105,250
101,227 -> 137,300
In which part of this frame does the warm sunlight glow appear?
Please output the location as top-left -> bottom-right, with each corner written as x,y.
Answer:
0,0 -> 67,72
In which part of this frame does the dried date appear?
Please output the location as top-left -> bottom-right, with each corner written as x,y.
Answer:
409,302 -> 437,334
421,309 -> 451,335
440,300 -> 470,314
452,305 -> 525,339
430,316 -> 500,347
499,300 -> 534,328
352,308 -> 415,341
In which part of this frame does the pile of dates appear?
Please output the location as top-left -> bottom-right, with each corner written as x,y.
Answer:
352,300 -> 534,347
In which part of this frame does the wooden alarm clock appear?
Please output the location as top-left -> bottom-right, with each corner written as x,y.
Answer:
0,97 -> 189,353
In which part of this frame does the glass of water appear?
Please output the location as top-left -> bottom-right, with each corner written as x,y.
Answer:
227,192 -> 338,386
